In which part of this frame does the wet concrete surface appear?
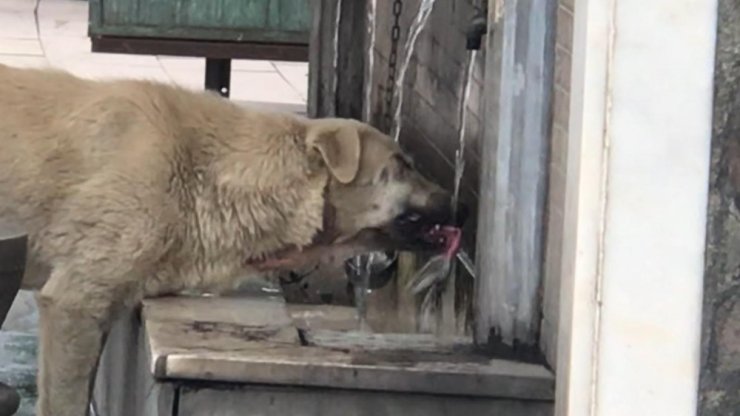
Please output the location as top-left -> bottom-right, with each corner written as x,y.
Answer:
0,330 -> 37,416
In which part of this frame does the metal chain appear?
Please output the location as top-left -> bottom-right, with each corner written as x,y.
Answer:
383,0 -> 403,131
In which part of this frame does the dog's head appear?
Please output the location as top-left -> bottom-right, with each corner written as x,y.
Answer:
306,118 -> 468,257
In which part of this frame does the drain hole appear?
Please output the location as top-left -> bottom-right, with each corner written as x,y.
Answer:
297,328 -> 310,346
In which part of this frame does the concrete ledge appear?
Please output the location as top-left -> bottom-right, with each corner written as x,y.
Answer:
143,295 -> 554,401
94,293 -> 554,416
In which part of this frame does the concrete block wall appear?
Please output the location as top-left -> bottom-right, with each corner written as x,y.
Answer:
541,0 -> 573,366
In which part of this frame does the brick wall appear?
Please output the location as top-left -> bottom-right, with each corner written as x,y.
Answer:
369,0 -> 486,255
540,0 -> 573,366
366,0 -> 569,344
365,0 -> 486,332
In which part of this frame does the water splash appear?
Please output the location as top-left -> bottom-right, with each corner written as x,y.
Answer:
405,253 -> 451,332
364,0 -> 377,123
391,0 -> 438,142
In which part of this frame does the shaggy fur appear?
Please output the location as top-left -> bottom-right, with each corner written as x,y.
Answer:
0,63 -> 461,416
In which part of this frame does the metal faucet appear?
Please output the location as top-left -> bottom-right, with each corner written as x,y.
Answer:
466,8 -> 489,50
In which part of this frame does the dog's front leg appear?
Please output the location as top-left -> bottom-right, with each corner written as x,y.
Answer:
35,262 -> 141,416
35,273 -> 127,416
36,294 -> 103,416
31,171 -> 169,416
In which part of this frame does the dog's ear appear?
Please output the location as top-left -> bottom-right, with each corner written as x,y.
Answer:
307,122 -> 361,184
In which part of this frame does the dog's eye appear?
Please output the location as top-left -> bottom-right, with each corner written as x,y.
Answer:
378,155 -> 411,183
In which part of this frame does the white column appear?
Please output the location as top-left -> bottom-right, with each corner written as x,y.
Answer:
555,0 -> 718,415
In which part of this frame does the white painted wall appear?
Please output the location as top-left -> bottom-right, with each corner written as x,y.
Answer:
555,0 -> 718,415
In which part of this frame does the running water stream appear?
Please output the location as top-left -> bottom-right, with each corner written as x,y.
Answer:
453,50 -> 478,222
441,49 -> 479,333
352,0 -> 479,332
364,0 -> 377,123
391,0 -> 437,143
350,0 -> 439,329
404,48 -> 479,333
350,253 -> 373,331
349,0 -> 379,330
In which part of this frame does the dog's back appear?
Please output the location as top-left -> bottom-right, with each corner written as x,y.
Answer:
0,65 -> 79,230
0,64 -> 323,288
0,64 -> 185,236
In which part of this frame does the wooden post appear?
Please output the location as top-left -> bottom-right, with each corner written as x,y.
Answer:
308,0 -> 367,119
308,0 -> 337,118
474,0 -> 557,349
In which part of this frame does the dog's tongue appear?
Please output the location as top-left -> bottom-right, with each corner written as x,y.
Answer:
435,226 -> 462,259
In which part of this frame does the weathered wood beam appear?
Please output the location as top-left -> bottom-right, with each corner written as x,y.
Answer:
308,0 -> 367,119
474,0 -> 557,350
